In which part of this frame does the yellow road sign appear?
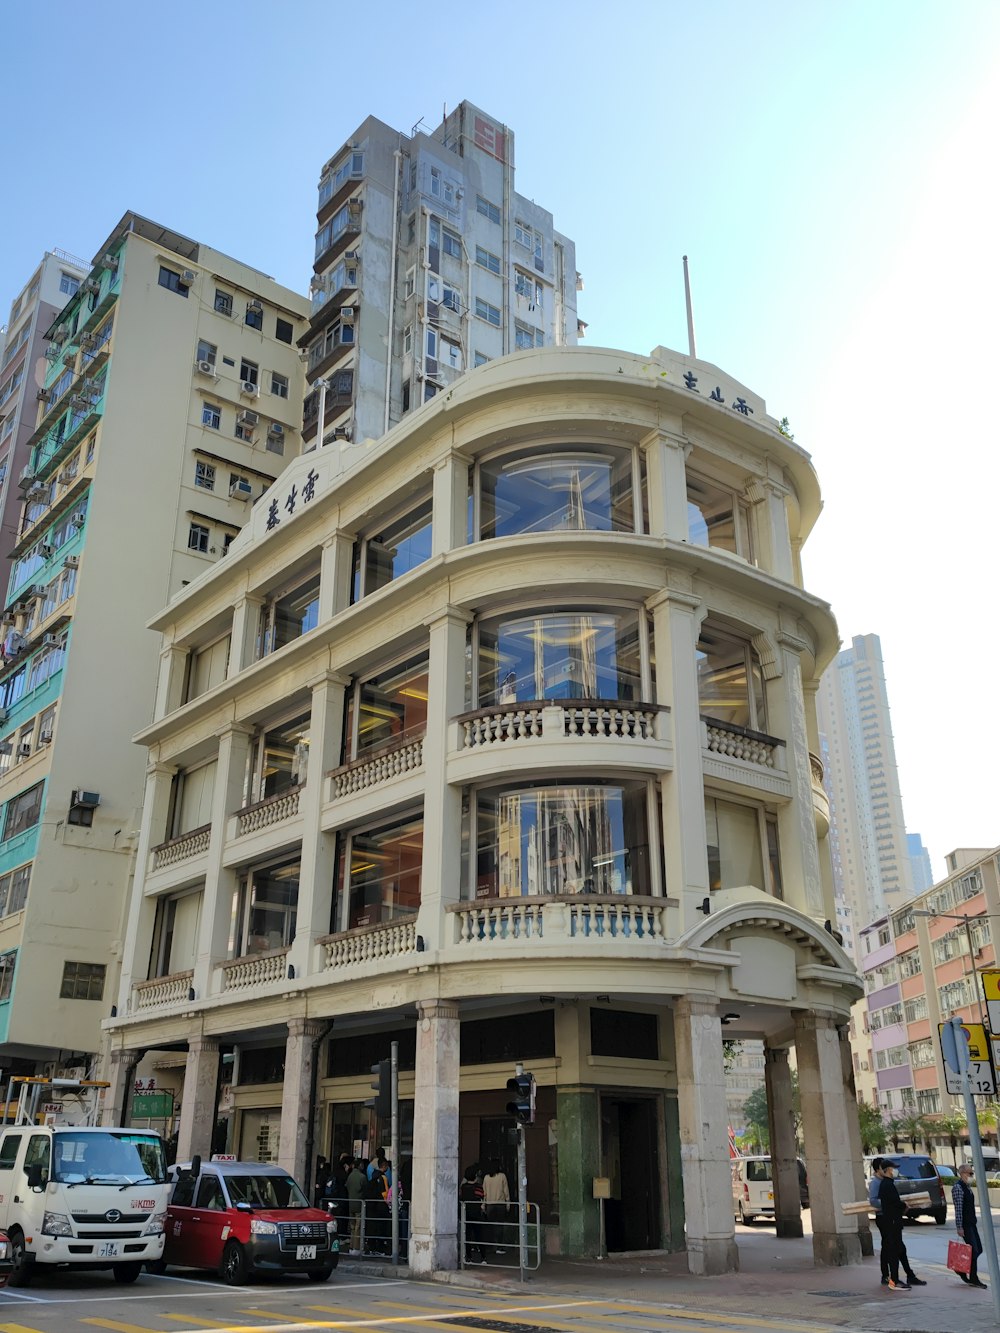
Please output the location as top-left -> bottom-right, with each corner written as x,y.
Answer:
939,1020 -> 996,1094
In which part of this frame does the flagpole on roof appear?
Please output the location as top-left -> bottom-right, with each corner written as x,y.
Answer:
683,255 -> 697,359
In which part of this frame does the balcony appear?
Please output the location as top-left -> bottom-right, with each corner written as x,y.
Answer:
459,700 -> 661,750
701,716 -> 790,799
330,737 -> 424,800
221,948 -> 290,992
131,970 -> 193,1012
151,825 -> 211,871
449,895 -> 671,949
235,786 -> 301,837
320,917 -> 417,971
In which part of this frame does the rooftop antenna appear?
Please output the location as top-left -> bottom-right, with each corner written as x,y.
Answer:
682,255 -> 697,358
411,116 -> 427,138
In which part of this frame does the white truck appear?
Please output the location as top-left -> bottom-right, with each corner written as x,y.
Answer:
0,1077 -> 171,1285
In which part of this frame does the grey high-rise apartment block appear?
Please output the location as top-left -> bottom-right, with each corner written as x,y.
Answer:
817,633 -> 914,959
303,100 -> 581,449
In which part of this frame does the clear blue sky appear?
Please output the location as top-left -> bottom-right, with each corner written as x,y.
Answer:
5,0 -> 999,880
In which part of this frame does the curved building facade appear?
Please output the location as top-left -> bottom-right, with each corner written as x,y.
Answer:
108,345 -> 863,1275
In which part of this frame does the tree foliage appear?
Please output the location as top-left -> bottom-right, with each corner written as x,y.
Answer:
857,1100 -> 887,1154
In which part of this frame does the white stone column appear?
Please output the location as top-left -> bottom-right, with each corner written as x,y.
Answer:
794,1011 -> 862,1267
192,724 -> 253,998
278,1018 -> 328,1183
640,428 -> 690,539
432,449 -> 469,555
648,586 -> 710,933
764,1046 -> 803,1238
766,629 -> 824,921
288,671 -> 348,978
416,607 -> 470,951
177,1036 -> 220,1162
409,999 -> 460,1274
153,645 -> 189,720
673,997 -> 739,1274
228,594 -> 265,676
116,762 -> 177,1006
102,1048 -> 140,1126
839,1022 -> 874,1257
744,469 -> 794,583
319,531 -> 354,623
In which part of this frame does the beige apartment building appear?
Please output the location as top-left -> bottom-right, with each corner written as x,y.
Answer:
0,213 -> 307,1079
106,344 -> 864,1275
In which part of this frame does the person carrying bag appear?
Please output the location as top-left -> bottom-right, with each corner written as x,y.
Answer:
952,1165 -> 987,1288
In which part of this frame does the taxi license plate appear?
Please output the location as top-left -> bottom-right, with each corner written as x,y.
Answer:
97,1242 -> 121,1258
296,1244 -> 317,1260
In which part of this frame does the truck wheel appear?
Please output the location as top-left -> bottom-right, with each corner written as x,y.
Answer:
113,1263 -> 142,1284
8,1230 -> 33,1287
307,1267 -> 334,1282
221,1239 -> 248,1286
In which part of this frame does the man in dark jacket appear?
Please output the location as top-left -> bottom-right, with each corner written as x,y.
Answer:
953,1165 -> 987,1288
877,1162 -> 911,1290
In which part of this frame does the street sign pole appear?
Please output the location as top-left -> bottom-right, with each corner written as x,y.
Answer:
390,1040 -> 399,1266
943,1016 -> 1000,1318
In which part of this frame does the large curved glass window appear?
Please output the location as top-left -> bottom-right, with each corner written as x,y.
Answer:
468,783 -> 651,898
696,623 -> 767,731
476,611 -> 643,705
478,447 -> 638,539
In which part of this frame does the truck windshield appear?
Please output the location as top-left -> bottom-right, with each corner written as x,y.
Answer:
52,1132 -> 167,1184
225,1174 -> 310,1209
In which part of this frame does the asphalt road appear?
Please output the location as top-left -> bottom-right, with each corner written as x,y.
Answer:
0,1268 -> 848,1333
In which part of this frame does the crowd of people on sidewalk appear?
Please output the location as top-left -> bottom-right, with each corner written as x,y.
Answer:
869,1157 -> 987,1292
315,1147 -> 406,1257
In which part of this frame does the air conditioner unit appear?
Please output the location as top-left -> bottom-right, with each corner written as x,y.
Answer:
63,555 -> 79,569
195,359 -> 215,375
51,327 -> 67,345
36,388 -> 51,403
69,394 -> 90,410
82,277 -> 100,294
18,742 -> 32,758
101,253 -> 118,270
238,409 -> 259,427
39,727 -> 53,744
71,510 -> 87,525
1,614 -> 14,628
333,426 -> 351,440
79,331 -> 97,348
26,484 -> 48,502
240,381 -> 259,397
229,478 -> 253,500
18,466 -> 35,489
0,709 -> 7,725
181,269 -> 197,286
62,349 -> 76,366
14,600 -> 32,614
64,1065 -> 87,1080
348,196 -> 363,207
70,789 -> 100,809
344,250 -> 360,261
39,542 -> 54,558
247,299 -> 263,314
42,1061 -> 57,1080
42,632 -> 59,646
29,585 -> 47,599
267,421 -> 284,437
340,306 -> 355,322
45,344 -> 60,361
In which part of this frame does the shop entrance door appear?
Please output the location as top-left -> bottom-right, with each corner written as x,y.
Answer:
601,1096 -> 660,1251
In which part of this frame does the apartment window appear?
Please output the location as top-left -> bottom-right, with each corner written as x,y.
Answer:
475,298 -> 501,327
404,267 -> 415,299
475,246 -> 501,275
476,195 -> 501,224
194,462 -> 215,490
904,993 -> 928,1023
514,323 -> 543,351
477,444 -> 639,539
514,221 -> 533,248
697,624 -> 768,732
705,795 -> 782,897
265,430 -> 284,456
202,402 -> 221,430
3,784 -> 43,841
442,285 -> 461,313
909,1038 -> 935,1069
514,271 -> 542,304
275,317 -> 293,344
442,339 -> 462,370
428,218 -> 441,250
0,953 -> 14,1002
59,961 -> 106,1001
158,266 -> 188,297
403,325 -> 412,356
256,572 -> 321,658
333,815 -> 422,932
426,328 -> 438,361
687,474 -> 753,558
443,228 -> 462,259
474,352 -> 490,367
196,339 -> 217,368
230,859 -> 300,956
239,359 -> 259,386
343,651 -> 429,763
59,272 -> 80,296
899,948 -> 922,978
0,864 -> 30,917
245,302 -> 263,331
351,495 -> 433,601
188,524 -> 210,554
406,215 -> 416,245
270,371 -> 289,398
245,712 -> 310,804
214,290 -> 233,316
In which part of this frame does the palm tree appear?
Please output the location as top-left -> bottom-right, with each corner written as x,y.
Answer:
884,1117 -> 905,1152
935,1112 -> 968,1168
977,1102 -> 1000,1150
899,1112 -> 926,1152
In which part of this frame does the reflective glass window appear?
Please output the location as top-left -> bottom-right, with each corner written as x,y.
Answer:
476,611 -> 641,705
479,449 -> 636,539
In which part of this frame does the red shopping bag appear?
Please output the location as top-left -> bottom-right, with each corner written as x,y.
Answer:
948,1239 -> 973,1275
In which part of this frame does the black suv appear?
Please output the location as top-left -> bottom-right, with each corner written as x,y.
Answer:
880,1154 -> 947,1225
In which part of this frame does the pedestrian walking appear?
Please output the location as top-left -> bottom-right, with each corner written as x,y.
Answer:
482,1158 -> 511,1255
459,1164 -> 486,1264
953,1165 -> 987,1289
869,1159 -> 926,1287
346,1156 -> 365,1255
878,1162 -> 913,1290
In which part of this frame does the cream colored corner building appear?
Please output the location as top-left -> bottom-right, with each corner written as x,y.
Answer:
107,345 -> 863,1275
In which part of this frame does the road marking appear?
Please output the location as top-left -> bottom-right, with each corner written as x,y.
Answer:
82,1319 -> 168,1333
609,1305 -> 827,1332
0,1323 -> 50,1333
238,1315 -> 329,1327
162,1316 -> 238,1328
0,1280 -> 397,1308
164,1301 -> 608,1333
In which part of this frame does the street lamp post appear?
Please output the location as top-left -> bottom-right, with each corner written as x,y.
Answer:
912,908 -> 988,1027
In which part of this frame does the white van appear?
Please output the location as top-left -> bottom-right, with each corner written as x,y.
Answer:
0,1124 -> 171,1285
732,1155 -> 775,1224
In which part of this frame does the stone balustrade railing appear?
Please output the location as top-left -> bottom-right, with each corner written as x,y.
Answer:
235,786 -> 301,836
703,717 -> 783,769
330,737 -> 423,798
453,899 -> 545,942
131,970 -> 193,1010
450,895 -> 673,946
221,949 -> 289,991
321,918 -> 416,969
151,825 -> 210,870
569,899 -> 666,940
459,700 -> 663,750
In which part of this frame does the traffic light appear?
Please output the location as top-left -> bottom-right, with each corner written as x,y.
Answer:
506,1072 -> 535,1124
365,1058 -> 390,1117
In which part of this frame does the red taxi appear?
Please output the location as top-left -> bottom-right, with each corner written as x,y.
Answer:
161,1157 -> 338,1284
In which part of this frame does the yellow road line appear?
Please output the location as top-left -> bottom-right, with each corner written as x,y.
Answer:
0,1323 -> 50,1333
82,1319 -> 168,1333
162,1317 -> 241,1328
238,1315 -> 328,1327
170,1300 -> 608,1331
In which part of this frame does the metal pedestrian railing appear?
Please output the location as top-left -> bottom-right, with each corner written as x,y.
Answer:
460,1201 -> 542,1271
